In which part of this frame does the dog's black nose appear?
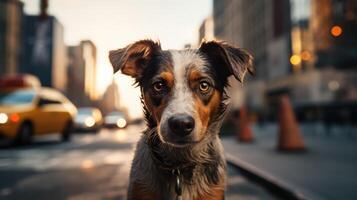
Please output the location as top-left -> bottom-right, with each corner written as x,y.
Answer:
168,114 -> 195,136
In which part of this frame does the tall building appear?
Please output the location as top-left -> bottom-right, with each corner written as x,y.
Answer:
213,0 -> 357,119
67,40 -> 98,107
67,45 -> 84,106
81,40 -> 97,100
310,0 -> 357,68
20,15 -> 67,91
100,79 -> 120,114
198,16 -> 214,44
266,0 -> 292,80
0,0 -> 23,76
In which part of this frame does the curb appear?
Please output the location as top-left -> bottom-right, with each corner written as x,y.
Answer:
226,153 -> 312,200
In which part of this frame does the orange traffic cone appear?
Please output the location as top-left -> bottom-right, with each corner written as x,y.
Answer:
236,106 -> 254,142
277,95 -> 306,151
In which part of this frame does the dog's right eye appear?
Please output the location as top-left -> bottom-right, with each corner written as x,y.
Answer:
152,81 -> 165,93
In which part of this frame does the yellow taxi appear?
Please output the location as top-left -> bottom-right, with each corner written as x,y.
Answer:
0,75 -> 77,144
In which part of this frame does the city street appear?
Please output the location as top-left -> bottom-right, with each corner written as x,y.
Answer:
0,125 -> 140,200
0,124 -> 278,200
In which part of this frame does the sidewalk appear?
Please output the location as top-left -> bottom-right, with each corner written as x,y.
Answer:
222,123 -> 357,200
225,163 -> 279,200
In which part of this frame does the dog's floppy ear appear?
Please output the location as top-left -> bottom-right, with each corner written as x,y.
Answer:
109,40 -> 161,78
199,40 -> 254,82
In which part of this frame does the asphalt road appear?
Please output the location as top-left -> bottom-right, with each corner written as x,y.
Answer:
0,124 -> 278,200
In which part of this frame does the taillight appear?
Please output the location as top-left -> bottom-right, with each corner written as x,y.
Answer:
10,114 -> 20,123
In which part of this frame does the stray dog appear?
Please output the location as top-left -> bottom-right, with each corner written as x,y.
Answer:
109,39 -> 253,200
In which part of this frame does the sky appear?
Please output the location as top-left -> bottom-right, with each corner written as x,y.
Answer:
21,0 -> 212,118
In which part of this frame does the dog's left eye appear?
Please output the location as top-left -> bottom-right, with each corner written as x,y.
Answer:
153,81 -> 165,92
199,81 -> 211,93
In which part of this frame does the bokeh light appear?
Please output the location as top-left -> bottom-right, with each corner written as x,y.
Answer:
301,51 -> 312,61
10,114 -> 20,123
331,25 -> 342,37
290,55 -> 301,65
81,160 -> 94,170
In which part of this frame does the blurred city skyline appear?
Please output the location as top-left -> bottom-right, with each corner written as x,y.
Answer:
2,0 -> 356,119
21,0 -> 212,118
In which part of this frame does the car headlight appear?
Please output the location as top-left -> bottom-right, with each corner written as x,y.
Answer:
0,113 -> 8,124
116,118 -> 127,128
84,117 -> 95,127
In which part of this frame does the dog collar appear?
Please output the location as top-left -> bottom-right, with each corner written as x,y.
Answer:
147,129 -> 197,176
150,146 -> 197,178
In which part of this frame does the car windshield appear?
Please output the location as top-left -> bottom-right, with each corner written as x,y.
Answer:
0,90 -> 36,106
78,108 -> 94,116
107,112 -> 124,117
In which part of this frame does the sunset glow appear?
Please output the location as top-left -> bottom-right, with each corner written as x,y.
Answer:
22,0 -> 211,117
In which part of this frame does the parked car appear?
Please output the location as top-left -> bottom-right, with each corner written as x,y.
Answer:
0,74 -> 41,89
0,86 -> 77,144
74,107 -> 103,132
104,111 -> 127,128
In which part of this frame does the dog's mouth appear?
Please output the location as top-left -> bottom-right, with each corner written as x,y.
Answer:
167,134 -> 203,147
159,131 -> 200,147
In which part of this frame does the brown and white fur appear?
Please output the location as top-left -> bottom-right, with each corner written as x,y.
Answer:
109,40 -> 254,200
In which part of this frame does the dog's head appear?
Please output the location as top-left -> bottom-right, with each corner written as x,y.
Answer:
109,40 -> 253,147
